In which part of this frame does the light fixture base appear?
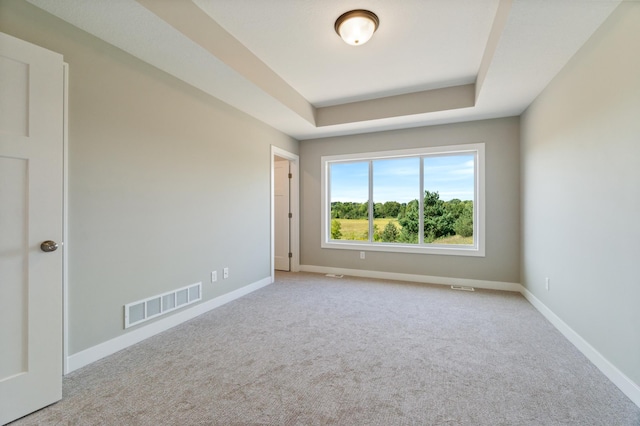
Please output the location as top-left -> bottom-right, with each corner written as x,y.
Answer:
335,9 -> 379,46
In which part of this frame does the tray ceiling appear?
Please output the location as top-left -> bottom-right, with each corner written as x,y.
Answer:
27,0 -> 621,139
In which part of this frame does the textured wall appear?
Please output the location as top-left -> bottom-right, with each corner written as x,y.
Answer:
0,0 -> 298,354
300,117 -> 520,284
521,3 -> 640,386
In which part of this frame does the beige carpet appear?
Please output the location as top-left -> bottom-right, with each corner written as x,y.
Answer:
12,272 -> 640,425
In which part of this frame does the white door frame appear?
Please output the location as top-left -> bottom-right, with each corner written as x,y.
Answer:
273,158 -> 290,271
62,63 -> 70,375
270,146 -> 299,282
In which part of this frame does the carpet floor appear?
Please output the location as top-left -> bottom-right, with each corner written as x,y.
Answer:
11,272 -> 640,425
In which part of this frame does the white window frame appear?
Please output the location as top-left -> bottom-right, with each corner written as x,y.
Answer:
321,143 -> 485,257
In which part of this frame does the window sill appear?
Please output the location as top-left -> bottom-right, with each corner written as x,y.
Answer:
321,240 -> 485,257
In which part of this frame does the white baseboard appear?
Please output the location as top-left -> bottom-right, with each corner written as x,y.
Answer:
299,264 -> 522,292
66,276 -> 272,374
521,288 -> 640,408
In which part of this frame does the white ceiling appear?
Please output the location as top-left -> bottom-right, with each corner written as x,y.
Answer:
26,0 -> 622,140
194,0 -> 500,106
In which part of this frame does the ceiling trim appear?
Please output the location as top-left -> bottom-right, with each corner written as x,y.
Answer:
476,0 -> 512,102
317,84 -> 476,127
136,0 -> 317,125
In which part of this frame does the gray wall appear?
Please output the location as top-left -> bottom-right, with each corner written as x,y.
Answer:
0,0 -> 298,354
300,118 -> 520,284
521,3 -> 640,386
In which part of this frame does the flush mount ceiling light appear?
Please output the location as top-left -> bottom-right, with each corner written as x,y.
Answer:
334,9 -> 379,46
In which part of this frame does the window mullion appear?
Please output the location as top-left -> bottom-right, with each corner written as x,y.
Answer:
474,152 -> 479,248
419,157 -> 424,245
368,160 -> 374,242
326,163 -> 331,241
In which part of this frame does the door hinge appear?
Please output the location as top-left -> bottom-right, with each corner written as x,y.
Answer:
288,212 -> 292,218
288,252 -> 293,258
288,173 -> 292,179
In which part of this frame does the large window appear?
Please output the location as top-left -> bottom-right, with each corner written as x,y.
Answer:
321,143 -> 484,256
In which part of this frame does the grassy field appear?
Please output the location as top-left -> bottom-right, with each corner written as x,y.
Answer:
431,234 -> 473,245
334,218 -> 473,245
336,218 -> 396,241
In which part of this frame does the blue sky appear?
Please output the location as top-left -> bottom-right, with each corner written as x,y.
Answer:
330,155 -> 474,203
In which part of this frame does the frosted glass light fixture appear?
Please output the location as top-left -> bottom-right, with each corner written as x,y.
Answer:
335,10 -> 379,46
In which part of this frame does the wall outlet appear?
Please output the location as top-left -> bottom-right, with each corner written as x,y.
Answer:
211,271 -> 217,283
545,277 -> 550,291
360,251 -> 365,260
223,267 -> 229,279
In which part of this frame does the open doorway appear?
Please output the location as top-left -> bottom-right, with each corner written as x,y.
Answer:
270,147 -> 299,282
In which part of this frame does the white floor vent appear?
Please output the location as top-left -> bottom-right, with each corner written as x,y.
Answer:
451,285 -> 475,292
124,282 -> 202,328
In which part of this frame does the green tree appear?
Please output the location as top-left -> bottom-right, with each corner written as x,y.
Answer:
382,201 -> 401,218
395,191 -> 458,243
453,202 -> 473,237
397,203 -> 407,220
381,221 -> 399,242
444,198 -> 464,221
424,190 -> 454,242
357,202 -> 368,219
331,201 -> 342,219
371,224 -> 381,242
331,219 -> 342,239
398,199 -> 420,243
374,202 -> 384,218
331,201 -> 369,219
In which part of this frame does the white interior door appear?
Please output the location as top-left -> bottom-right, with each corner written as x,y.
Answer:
0,32 -> 64,425
274,158 -> 290,271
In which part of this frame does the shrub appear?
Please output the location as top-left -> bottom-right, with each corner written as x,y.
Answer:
381,221 -> 399,242
453,204 -> 473,237
331,219 -> 342,239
